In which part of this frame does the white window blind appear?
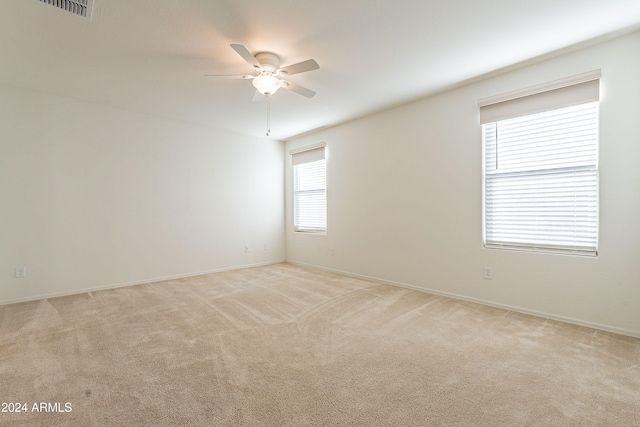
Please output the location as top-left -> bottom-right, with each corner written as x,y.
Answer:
480,72 -> 600,256
292,144 -> 326,233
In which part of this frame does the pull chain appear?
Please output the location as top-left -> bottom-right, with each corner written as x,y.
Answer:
266,94 -> 271,137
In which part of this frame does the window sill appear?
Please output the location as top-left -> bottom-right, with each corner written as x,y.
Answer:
483,243 -> 597,257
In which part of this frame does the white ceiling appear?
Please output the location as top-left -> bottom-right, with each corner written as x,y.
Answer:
2,1 -> 640,140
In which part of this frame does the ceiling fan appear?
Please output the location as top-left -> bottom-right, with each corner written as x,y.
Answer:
206,44 -> 319,99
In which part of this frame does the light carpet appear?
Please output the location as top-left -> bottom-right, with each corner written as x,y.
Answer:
1,263 -> 639,426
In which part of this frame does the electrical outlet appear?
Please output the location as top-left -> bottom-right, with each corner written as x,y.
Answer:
330,247 -> 335,256
244,245 -> 250,253
483,267 -> 493,280
264,243 -> 269,251
15,267 -> 26,278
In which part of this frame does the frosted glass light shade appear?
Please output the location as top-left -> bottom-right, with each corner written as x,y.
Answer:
253,75 -> 282,95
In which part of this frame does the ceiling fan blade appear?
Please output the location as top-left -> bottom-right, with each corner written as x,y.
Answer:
278,59 -> 319,76
281,81 -> 316,98
205,74 -> 254,79
230,44 -> 262,69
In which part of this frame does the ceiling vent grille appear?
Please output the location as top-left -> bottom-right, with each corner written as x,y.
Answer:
38,0 -> 93,19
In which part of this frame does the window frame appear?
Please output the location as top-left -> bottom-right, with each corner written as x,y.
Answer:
290,143 -> 327,234
478,71 -> 601,256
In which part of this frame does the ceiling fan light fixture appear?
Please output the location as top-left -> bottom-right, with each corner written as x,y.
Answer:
252,75 -> 281,95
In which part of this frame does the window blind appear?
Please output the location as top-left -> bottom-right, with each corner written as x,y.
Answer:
292,144 -> 326,233
479,79 -> 599,125
481,74 -> 599,256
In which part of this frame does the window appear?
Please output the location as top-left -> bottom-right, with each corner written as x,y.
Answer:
291,143 -> 326,233
479,71 -> 600,256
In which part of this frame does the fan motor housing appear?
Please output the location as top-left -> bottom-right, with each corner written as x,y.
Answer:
255,52 -> 280,72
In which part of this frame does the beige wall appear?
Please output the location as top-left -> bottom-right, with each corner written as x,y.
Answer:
1,85 -> 285,304
285,31 -> 640,336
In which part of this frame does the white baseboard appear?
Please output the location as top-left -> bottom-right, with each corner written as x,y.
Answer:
0,260 -> 286,306
286,260 -> 640,339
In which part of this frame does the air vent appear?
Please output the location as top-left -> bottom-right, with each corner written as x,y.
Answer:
38,0 -> 93,19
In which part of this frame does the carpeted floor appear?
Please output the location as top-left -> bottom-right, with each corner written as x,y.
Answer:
1,263 -> 639,426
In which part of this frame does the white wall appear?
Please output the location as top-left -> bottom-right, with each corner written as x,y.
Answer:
0,85 -> 285,304
285,31 -> 640,337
